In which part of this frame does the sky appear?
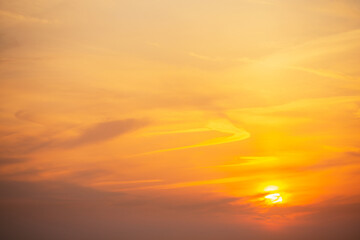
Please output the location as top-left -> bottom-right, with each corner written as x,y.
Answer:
0,0 -> 360,239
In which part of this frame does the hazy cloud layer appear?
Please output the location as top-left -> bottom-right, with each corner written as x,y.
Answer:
1,0 -> 360,239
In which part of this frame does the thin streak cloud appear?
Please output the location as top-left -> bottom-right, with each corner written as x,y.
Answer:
135,119 -> 250,156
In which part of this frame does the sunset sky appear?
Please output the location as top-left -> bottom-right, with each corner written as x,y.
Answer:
1,0 -> 360,239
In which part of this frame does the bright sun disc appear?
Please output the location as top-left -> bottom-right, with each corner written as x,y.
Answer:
265,193 -> 283,204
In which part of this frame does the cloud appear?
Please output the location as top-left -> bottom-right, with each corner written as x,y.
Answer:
263,28 -> 360,64
239,56 -> 358,84
0,10 -> 54,25
59,119 -> 148,148
14,110 -> 45,125
259,196 -> 360,239
0,180 -> 123,202
0,157 -> 27,166
135,119 -> 250,156
118,176 -> 253,191
244,0 -> 277,6
310,0 -> 360,20
1,180 -> 360,240
0,118 -> 149,158
206,156 -> 279,168
0,180 -> 257,240
303,152 -> 360,171
188,52 -> 221,62
228,95 -> 360,121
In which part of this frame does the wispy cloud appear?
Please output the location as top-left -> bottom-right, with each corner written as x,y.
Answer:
90,179 -> 163,187
188,52 -> 221,62
0,10 -> 55,24
59,119 -> 149,148
134,119 -> 250,156
244,0 -> 277,6
205,156 -> 278,168
119,176 -> 252,191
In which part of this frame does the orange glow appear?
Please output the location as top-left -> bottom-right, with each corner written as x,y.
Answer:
1,0 -> 360,239
264,185 -> 279,192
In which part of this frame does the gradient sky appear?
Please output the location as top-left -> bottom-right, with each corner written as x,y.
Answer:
1,0 -> 360,239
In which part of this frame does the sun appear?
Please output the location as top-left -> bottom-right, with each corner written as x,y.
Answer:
264,193 -> 283,204
263,185 -> 283,204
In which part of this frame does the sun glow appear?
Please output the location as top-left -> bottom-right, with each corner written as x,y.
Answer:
264,193 -> 283,204
262,185 -> 284,204
264,185 -> 279,192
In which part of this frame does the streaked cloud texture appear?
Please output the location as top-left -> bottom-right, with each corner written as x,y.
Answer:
1,0 -> 360,239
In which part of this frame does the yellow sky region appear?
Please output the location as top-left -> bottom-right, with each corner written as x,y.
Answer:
1,0 -> 360,239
